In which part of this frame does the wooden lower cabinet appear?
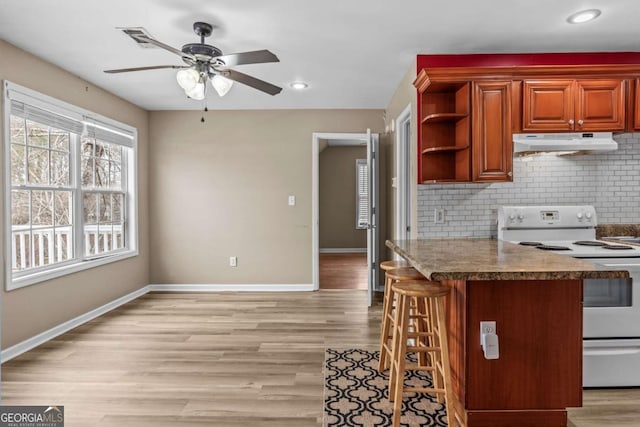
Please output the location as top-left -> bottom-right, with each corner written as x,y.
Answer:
472,81 -> 513,182
445,279 -> 583,427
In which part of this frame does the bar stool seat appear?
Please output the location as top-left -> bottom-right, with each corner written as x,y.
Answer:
380,260 -> 409,271
388,280 -> 460,427
378,267 -> 428,372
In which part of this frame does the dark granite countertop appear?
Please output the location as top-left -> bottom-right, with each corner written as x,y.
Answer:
597,224 -> 640,240
386,238 -> 630,281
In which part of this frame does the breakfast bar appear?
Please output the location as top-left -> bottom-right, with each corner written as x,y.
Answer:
386,238 -> 629,427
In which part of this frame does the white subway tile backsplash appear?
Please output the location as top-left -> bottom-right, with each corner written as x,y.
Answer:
417,133 -> 640,238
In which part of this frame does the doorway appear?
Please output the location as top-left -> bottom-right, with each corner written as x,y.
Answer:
312,132 -> 379,306
318,141 -> 368,290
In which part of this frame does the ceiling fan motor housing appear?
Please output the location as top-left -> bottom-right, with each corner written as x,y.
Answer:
181,43 -> 223,62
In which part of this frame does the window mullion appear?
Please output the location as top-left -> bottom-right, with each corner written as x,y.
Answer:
71,133 -> 84,261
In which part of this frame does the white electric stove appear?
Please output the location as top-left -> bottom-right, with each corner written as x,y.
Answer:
498,205 -> 640,387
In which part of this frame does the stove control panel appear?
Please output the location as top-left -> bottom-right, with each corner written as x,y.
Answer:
497,206 -> 598,239
540,210 -> 560,222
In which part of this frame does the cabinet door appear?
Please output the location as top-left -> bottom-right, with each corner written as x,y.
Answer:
635,79 -> 640,131
522,80 -> 574,131
576,79 -> 625,131
472,81 -> 512,182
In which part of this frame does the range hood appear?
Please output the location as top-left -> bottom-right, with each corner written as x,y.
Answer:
513,132 -> 617,154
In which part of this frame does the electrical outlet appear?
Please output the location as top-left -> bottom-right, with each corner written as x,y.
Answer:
434,208 -> 445,224
480,321 -> 496,345
229,256 -> 237,267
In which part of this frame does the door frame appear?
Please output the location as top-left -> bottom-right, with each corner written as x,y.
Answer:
395,104 -> 412,246
311,132 -> 377,292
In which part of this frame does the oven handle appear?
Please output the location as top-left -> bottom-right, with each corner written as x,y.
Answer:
584,347 -> 640,356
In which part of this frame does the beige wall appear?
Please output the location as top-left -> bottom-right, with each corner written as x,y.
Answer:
383,61 -> 418,258
319,145 -> 367,249
149,110 -> 383,284
0,40 -> 149,348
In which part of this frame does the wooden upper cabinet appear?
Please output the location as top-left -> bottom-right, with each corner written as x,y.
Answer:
634,79 -> 640,130
473,81 -> 513,182
576,79 -> 625,131
522,80 -> 574,131
522,78 -> 625,132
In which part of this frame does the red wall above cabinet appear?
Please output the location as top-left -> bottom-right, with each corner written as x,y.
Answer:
417,52 -> 640,70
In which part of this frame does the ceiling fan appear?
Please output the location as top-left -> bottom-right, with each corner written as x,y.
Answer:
104,21 -> 282,100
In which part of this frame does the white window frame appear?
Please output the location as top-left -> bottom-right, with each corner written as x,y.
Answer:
355,158 -> 368,229
3,81 -> 139,290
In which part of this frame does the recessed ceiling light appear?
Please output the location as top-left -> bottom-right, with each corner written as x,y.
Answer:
567,9 -> 601,24
290,82 -> 308,90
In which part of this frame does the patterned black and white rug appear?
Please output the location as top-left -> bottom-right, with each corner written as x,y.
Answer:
324,348 -> 448,427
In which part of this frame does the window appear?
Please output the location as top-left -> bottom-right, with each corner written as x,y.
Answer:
355,159 -> 368,229
4,81 -> 138,290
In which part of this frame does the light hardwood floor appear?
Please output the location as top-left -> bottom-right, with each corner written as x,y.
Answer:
3,290 -> 640,426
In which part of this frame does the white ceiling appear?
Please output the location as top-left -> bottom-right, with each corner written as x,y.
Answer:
1,0 -> 639,111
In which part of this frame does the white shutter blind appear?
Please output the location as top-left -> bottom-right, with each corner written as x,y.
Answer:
11,100 -> 84,134
356,159 -> 369,229
84,118 -> 135,147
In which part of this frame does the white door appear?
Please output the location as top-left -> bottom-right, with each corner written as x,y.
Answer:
366,130 -> 380,307
396,105 -> 412,242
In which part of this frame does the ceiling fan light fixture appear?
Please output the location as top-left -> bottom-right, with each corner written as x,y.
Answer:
211,74 -> 234,97
185,81 -> 206,100
567,9 -> 601,24
176,68 -> 200,91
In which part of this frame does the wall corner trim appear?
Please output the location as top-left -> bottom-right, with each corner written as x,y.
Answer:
148,284 -> 315,292
319,248 -> 367,254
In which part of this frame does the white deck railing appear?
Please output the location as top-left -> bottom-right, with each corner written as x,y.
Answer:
11,225 -> 123,271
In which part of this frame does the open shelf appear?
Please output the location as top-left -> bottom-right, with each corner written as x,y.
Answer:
422,145 -> 470,155
417,80 -> 471,183
422,113 -> 468,124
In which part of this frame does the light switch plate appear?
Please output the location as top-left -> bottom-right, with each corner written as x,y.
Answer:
480,321 -> 496,345
288,195 -> 296,206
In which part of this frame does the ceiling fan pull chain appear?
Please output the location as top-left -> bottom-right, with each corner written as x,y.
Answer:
201,102 -> 208,123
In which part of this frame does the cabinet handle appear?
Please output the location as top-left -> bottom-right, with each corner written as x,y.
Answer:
568,119 -> 575,125
507,171 -> 513,177
578,119 -> 584,126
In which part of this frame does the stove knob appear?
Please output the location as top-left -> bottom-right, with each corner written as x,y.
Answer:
517,214 -> 524,221
585,212 -> 593,220
577,212 -> 584,220
508,214 -> 516,222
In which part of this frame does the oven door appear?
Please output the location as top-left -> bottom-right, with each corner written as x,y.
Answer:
582,258 -> 640,338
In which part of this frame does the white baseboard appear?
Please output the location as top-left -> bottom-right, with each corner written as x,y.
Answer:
1,283 -> 316,363
1,285 -> 150,363
148,284 -> 315,292
319,248 -> 367,253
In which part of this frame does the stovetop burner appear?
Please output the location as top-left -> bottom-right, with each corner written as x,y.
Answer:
519,241 -> 543,246
573,241 -> 608,247
537,245 -> 572,251
602,244 -> 634,250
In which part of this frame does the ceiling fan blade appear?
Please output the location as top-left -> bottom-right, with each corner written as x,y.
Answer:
133,35 -> 196,61
222,69 -> 282,96
104,65 -> 188,73
214,50 -> 280,67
